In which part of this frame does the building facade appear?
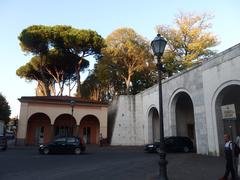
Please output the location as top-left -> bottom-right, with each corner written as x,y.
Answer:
17,96 -> 108,145
109,43 -> 240,156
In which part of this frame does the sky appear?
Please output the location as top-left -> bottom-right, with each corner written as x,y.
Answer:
0,0 -> 240,118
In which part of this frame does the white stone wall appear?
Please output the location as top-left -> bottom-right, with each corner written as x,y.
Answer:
110,43 -> 240,156
110,96 -> 145,145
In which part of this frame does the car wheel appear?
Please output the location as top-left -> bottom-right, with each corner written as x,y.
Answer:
43,147 -> 49,155
156,147 -> 161,153
74,147 -> 81,155
183,146 -> 190,153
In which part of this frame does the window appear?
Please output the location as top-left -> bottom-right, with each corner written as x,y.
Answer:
67,137 -> 76,143
54,137 -> 66,144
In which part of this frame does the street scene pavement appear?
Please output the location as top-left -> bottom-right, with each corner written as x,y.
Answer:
0,144 -> 225,180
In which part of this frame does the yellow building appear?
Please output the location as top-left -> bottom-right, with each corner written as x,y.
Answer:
17,96 -> 108,145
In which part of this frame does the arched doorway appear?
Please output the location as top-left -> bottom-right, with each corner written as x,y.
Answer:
174,92 -> 196,146
79,115 -> 100,144
54,114 -> 77,137
215,84 -> 240,153
26,113 -> 51,145
148,107 -> 159,143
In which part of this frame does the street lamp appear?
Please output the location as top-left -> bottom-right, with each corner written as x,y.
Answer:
151,34 -> 168,180
70,100 -> 75,116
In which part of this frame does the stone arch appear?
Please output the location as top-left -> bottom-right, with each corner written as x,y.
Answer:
54,114 -> 77,137
147,106 -> 159,143
212,80 -> 240,155
26,113 -> 51,145
169,89 -> 193,135
169,89 -> 196,146
79,115 -> 100,144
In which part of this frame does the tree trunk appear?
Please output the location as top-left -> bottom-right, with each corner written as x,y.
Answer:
125,70 -> 133,95
75,58 -> 83,97
49,83 -> 56,96
36,81 -> 45,96
40,55 -> 51,96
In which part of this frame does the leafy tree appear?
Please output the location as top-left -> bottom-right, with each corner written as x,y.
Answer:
81,56 -> 121,101
18,25 -> 52,95
53,28 -> 105,96
131,64 -> 157,94
16,56 -> 54,95
0,93 -> 11,123
103,28 -> 154,94
18,25 -> 97,97
44,50 -> 89,96
155,12 -> 219,76
16,51 -> 89,96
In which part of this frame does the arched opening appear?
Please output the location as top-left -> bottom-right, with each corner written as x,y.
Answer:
79,115 -> 100,144
26,113 -> 51,145
175,92 -> 196,146
148,107 -> 159,143
215,85 -> 240,154
54,114 -> 77,137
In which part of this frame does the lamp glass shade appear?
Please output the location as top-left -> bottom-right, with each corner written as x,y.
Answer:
151,34 -> 167,56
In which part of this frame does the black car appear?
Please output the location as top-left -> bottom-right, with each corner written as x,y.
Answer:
144,136 -> 194,153
0,135 -> 7,151
39,136 -> 86,155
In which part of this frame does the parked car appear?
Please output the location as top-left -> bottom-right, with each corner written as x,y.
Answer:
39,136 -> 86,155
0,135 -> 7,151
144,136 -> 194,153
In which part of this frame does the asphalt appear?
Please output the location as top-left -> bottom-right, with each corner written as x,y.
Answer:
4,143 -> 234,180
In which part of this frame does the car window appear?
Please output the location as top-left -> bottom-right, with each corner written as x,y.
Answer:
165,138 -> 174,144
67,137 -> 76,143
54,137 -> 66,144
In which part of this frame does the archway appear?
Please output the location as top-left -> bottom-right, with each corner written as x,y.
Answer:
26,113 -> 51,145
215,84 -> 240,154
54,114 -> 77,137
148,107 -> 159,143
174,92 -> 196,146
79,115 -> 100,144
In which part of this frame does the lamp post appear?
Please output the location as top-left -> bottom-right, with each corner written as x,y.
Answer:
70,100 -> 75,116
151,34 -> 168,180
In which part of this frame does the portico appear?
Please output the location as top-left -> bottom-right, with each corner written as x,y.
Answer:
17,96 -> 108,145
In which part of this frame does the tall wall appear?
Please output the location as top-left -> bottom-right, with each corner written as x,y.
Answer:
202,44 -> 240,155
110,96 -> 145,145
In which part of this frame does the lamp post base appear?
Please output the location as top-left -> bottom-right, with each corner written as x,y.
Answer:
159,151 -> 168,180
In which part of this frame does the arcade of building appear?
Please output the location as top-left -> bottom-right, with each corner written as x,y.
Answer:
17,97 -> 108,145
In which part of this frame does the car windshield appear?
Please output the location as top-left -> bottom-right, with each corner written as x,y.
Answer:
67,137 -> 76,143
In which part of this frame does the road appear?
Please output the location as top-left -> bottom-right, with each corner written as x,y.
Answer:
0,145 -> 225,180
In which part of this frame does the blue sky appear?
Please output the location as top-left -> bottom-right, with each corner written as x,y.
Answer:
0,0 -> 240,118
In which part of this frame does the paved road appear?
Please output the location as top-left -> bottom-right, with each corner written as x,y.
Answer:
0,145 -> 225,180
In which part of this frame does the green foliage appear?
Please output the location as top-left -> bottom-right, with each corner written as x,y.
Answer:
0,93 -> 11,123
155,12 -> 219,76
103,28 -> 154,94
18,25 -> 104,97
19,25 -> 51,55
56,28 -> 105,96
80,28 -> 157,101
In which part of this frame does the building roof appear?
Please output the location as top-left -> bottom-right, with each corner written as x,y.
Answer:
18,96 -> 108,107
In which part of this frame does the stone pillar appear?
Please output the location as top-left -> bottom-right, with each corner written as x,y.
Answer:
75,125 -> 80,137
50,125 -> 55,141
